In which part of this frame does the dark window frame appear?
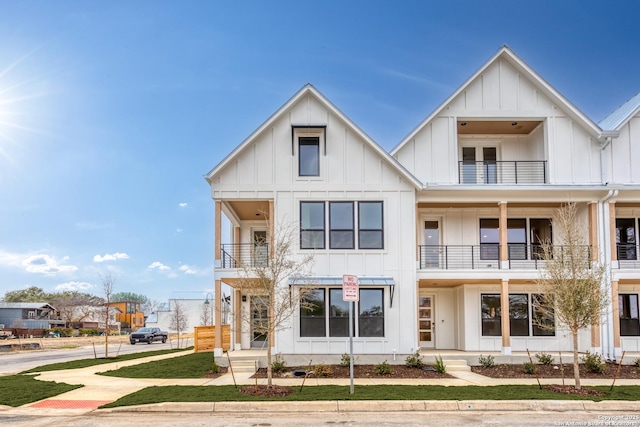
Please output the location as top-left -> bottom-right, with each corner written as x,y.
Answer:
300,201 -> 326,249
298,136 -> 320,177
358,201 -> 384,249
329,202 -> 355,249
300,289 -> 326,337
619,293 -> 640,336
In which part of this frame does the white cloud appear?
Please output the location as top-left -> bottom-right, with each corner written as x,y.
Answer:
22,254 -> 78,275
93,252 -> 130,263
0,250 -> 23,268
55,281 -> 94,291
176,228 -> 183,233
179,264 -> 196,275
179,202 -> 187,207
148,261 -> 171,271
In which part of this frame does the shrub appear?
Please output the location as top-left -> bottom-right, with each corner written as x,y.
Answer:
522,361 -> 536,374
405,351 -> 425,369
211,362 -> 220,374
634,358 -> 640,368
478,354 -> 495,368
434,355 -> 446,374
271,353 -> 286,373
340,353 -> 351,368
314,363 -> 332,377
582,351 -> 605,374
374,360 -> 393,375
535,352 -> 554,365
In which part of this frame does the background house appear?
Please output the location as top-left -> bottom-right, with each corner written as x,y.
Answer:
0,302 -> 65,336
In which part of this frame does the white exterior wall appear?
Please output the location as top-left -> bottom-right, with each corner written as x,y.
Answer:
146,299 -> 211,333
394,58 -> 602,185
608,115 -> 640,184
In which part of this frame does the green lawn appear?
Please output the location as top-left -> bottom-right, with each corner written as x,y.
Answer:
0,374 -> 81,407
98,351 -> 214,378
101,384 -> 640,408
23,347 -> 192,373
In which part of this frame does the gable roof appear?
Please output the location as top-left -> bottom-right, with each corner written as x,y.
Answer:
0,302 -> 56,310
391,45 -> 604,156
599,92 -> 640,131
205,84 -> 422,188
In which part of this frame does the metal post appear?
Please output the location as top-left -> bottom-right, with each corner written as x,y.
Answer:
349,301 -> 354,395
204,292 -> 215,367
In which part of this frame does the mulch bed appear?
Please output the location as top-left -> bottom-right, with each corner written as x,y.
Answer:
543,384 -> 606,396
252,364 -> 452,379
202,366 -> 229,379
239,385 -> 294,397
471,363 -> 640,379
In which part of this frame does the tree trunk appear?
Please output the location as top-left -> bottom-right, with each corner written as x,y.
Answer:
572,331 -> 581,390
266,326 -> 273,387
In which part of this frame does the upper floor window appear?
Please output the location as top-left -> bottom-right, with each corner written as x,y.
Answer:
616,218 -> 637,261
299,137 -> 319,176
300,201 -> 384,250
480,217 -> 552,261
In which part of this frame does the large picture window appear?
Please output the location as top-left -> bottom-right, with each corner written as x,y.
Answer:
481,294 -> 501,336
299,137 -> 319,176
532,294 -> 555,336
329,202 -> 354,249
509,294 -> 529,336
619,294 -> 640,336
359,289 -> 384,337
300,289 -> 326,337
481,293 -> 554,337
300,202 -> 325,249
480,218 -> 553,261
358,202 -> 384,249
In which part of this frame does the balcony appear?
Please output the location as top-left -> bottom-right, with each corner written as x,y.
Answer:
617,244 -> 640,269
457,160 -> 547,184
419,244 -> 591,270
220,243 -> 269,269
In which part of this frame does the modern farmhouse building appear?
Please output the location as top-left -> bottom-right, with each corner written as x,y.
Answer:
205,46 -> 640,361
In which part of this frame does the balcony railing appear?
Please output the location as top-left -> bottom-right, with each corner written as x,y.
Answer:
457,160 -> 547,184
419,244 -> 591,270
220,243 -> 269,269
616,244 -> 640,269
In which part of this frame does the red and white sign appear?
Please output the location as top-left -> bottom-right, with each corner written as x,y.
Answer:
342,275 -> 359,302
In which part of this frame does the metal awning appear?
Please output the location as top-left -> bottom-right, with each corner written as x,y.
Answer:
288,276 -> 396,306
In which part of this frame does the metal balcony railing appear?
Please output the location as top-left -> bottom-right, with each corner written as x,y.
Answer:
507,245 -> 591,269
418,245 -> 501,270
220,243 -> 269,269
616,244 -> 640,269
457,160 -> 547,184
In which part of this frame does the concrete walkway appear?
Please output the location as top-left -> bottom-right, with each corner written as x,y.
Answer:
1,350 -> 639,416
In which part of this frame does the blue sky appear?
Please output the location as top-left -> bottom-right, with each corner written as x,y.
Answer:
0,1 -> 639,303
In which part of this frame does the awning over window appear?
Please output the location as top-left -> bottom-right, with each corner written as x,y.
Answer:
288,276 -> 396,306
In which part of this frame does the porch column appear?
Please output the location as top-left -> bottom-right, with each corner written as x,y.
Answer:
416,280 -> 421,348
500,279 -> 511,355
612,280 -> 621,358
234,289 -> 242,350
269,200 -> 274,251
499,202 -> 508,269
215,201 -> 222,267
214,279 -> 223,356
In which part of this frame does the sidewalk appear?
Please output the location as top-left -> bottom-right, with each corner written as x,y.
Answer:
1,350 -> 639,416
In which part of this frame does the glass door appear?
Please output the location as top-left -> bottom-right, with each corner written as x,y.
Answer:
250,296 -> 268,348
418,296 -> 434,348
423,220 -> 440,268
252,230 -> 268,267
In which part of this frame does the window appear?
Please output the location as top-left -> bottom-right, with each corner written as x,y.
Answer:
359,202 -> 384,249
300,289 -> 326,337
300,287 -> 385,338
27,310 -> 36,319
507,219 -> 527,261
300,201 -> 384,250
616,219 -> 637,261
299,137 -> 319,176
482,293 -> 555,337
530,219 -> 552,260
480,219 -> 499,260
300,202 -> 325,249
359,289 -> 384,337
329,202 -> 354,249
619,294 -> 640,336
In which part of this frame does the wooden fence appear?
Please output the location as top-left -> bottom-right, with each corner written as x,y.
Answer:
193,324 -> 230,353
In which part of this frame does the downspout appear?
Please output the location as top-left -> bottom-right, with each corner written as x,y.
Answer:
600,137 -> 613,185
598,189 -> 617,360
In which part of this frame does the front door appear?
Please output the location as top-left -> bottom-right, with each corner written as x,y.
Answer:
423,220 -> 440,268
419,295 -> 435,348
250,296 -> 268,348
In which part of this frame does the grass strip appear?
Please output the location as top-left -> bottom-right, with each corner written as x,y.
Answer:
99,351 -> 213,378
102,384 -> 640,408
23,347 -> 193,373
0,374 -> 81,407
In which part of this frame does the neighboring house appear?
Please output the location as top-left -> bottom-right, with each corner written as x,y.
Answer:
145,298 -> 230,333
87,305 -> 122,333
206,45 -> 640,361
108,301 -> 145,331
0,302 -> 65,330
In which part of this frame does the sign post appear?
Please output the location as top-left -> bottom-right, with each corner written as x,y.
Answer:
342,274 -> 359,395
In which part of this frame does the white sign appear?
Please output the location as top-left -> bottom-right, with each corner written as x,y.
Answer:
342,275 -> 359,302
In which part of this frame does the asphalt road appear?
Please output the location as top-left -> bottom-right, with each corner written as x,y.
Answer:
0,338 -> 193,375
2,410 -> 640,426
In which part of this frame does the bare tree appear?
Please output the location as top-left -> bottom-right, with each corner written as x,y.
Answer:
100,272 -> 116,358
234,218 -> 315,387
49,291 -> 104,326
169,300 -> 189,349
199,302 -> 212,326
534,202 -> 608,390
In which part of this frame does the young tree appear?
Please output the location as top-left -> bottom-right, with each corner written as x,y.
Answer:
534,202 -> 608,390
199,302 -> 212,326
234,219 -> 315,387
169,300 -> 188,349
100,272 -> 116,358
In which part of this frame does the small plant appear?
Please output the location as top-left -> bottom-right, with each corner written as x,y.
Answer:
634,358 -> 640,368
478,354 -> 495,368
314,363 -> 332,377
405,351 -> 425,369
211,361 -> 220,374
581,351 -> 605,374
535,352 -> 554,365
340,353 -> 351,368
434,355 -> 446,374
522,361 -> 536,374
271,353 -> 287,373
374,360 -> 393,375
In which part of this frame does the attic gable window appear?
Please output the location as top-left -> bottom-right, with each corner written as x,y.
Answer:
299,137 -> 320,176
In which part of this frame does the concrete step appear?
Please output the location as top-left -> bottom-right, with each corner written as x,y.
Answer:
229,360 -> 258,373
441,359 -> 471,372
